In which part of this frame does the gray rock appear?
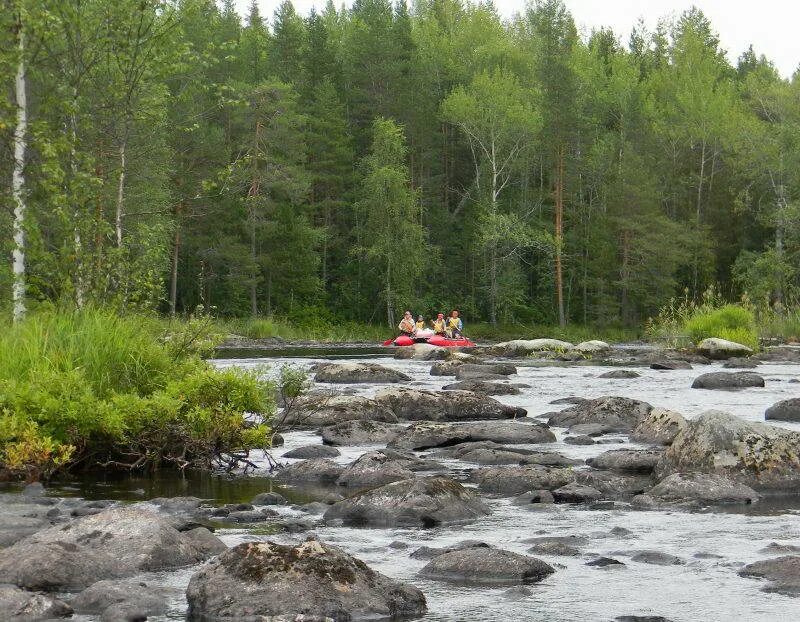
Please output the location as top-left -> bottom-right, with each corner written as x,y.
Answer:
252,492 -> 287,506
630,408 -> 688,445
442,380 -> 522,395
390,420 -> 555,451
0,507 -> 224,591
691,371 -> 765,389
0,584 -> 72,621
285,395 -> 398,428
21,483 -> 45,497
185,539 -> 427,621
323,477 -> 490,528
550,397 -> 588,405
760,543 -> 800,555
739,555 -> 800,595
283,444 -> 341,459
453,369 -> 506,381
723,357 -> 759,369
375,387 -> 526,422
654,410 -> 800,493
564,435 -> 595,445
575,340 -> 611,354
502,586 -> 534,600
100,602 -> 149,622
394,343 -> 448,360
552,482 -> 603,503
512,490 -> 555,506
629,550 -> 684,566
615,617 -> 671,622
492,339 -> 573,355
472,465 -> 575,496
429,360 -> 466,376
336,450 -> 442,488
650,360 -> 692,370
647,473 -> 760,505
320,420 -> 404,446
547,396 -> 653,432
526,535 -> 585,556
587,557 -> 624,567
69,579 -> 169,616
274,459 -> 345,485
599,370 -> 641,379
419,547 -> 555,585
765,398 -> 800,422
432,443 -> 576,467
574,470 -> 653,496
410,540 -> 491,560
587,449 -> 663,474
696,337 -> 753,360
313,362 -> 412,383
456,362 -> 517,376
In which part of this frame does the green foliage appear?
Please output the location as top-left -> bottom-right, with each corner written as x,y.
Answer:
684,305 -> 758,349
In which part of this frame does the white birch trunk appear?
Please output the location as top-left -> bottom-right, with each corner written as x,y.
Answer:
11,18 -> 28,323
115,139 -> 126,247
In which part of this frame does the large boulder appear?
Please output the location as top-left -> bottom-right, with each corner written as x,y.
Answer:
336,450 -> 442,488
69,579 -> 170,618
587,449 -> 663,474
389,420 -> 555,451
0,585 -> 72,621
374,387 -> 526,422
691,371 -> 765,390
654,410 -> 800,493
765,398 -> 800,422
0,507 -> 224,591
283,444 -> 341,459
493,339 -> 574,356
394,343 -> 448,360
575,340 -> 611,355
321,420 -> 404,446
645,473 -> 760,505
313,362 -> 411,384
630,408 -> 688,445
547,396 -> 652,433
419,548 -> 554,585
323,477 -> 490,528
186,539 -> 427,621
273,458 -> 345,484
739,555 -> 800,596
696,338 -> 754,360
285,395 -> 398,428
472,465 -> 575,496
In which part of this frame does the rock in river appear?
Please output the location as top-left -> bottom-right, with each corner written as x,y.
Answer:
472,465 -> 575,496
587,449 -> 663,474
0,507 -> 224,591
492,339 -> 574,355
374,387 -> 526,422
274,458 -> 345,484
185,539 -> 427,621
285,394 -> 398,428
321,419 -> 404,446
442,380 -> 522,395
599,369 -> 640,379
419,547 -> 555,585
765,398 -> 800,422
394,343 -> 448,360
69,579 -> 170,618
336,450 -> 442,488
313,362 -> 412,384
0,584 -> 72,621
645,473 -> 760,505
739,555 -> 800,596
323,477 -> 490,528
696,337 -> 753,360
630,408 -> 687,445
547,396 -> 652,433
389,420 -> 555,450
654,410 -> 800,493
283,444 -> 341,459
691,371 -> 765,389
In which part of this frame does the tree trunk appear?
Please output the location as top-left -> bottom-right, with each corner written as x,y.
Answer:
693,139 -> 707,298
555,145 -> 566,328
248,120 -> 262,317
774,210 -> 784,307
11,15 -> 27,323
169,216 -> 180,316
115,138 -> 127,247
386,253 -> 394,328
250,209 -> 258,316
70,86 -> 85,309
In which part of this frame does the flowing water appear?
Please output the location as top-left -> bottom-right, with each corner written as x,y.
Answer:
13,350 -> 800,621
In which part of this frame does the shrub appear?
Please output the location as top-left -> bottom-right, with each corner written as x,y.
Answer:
684,304 -> 758,349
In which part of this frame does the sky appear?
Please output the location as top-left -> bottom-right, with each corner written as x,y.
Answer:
234,0 -> 800,77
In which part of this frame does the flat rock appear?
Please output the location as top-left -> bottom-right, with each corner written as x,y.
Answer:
418,547 -> 555,585
336,450 -> 442,488
629,550 -> 685,566
547,396 -> 652,432
375,387 -> 526,422
185,539 -> 427,621
587,449 -> 663,474
723,357 -> 759,369
389,420 -> 555,450
696,337 -> 753,360
599,370 -> 641,379
630,408 -> 688,445
739,555 -> 800,595
765,398 -> 800,422
432,442 -> 576,467
394,343 -> 448,360
69,579 -> 169,616
323,477 -> 490,528
455,363 -> 517,376
654,410 -> 800,493
564,435 -> 595,445
313,362 -> 411,384
587,557 -> 624,567
647,473 -> 760,505
526,535 -> 586,556
409,540 -> 491,560
552,482 -> 603,503
285,394 -> 398,428
0,584 -> 72,621
0,507 -> 224,591
430,360 -> 466,376
273,458 -> 344,485
575,340 -> 611,354
760,542 -> 800,555
251,492 -> 287,506
472,465 -> 575,496
320,420 -> 404,446
442,380 -> 522,395
512,490 -> 555,506
691,371 -> 765,389
283,444 -> 341,459
493,339 -> 574,355
650,360 -> 692,370
575,470 -> 653,496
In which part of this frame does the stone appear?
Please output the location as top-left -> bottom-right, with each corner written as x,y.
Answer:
323,477 -> 490,528
691,371 -> 765,389
547,396 -> 652,433
574,470 -> 653,496
273,458 -> 345,485
650,360 -> 692,370
472,465 -> 575,496
432,442 -> 576,467
394,343 -> 448,360
654,410 -> 800,493
696,337 -> 754,360
564,435 -> 595,445
320,420 -> 404,446
575,340 -> 611,354
723,357 -> 759,369
493,339 -> 574,355
512,490 -> 555,506
418,547 -> 555,585
283,444 -> 341,459
442,380 -> 522,395
587,557 -> 624,567
0,507 -> 224,591
455,363 -> 517,376
646,473 -> 760,505
185,539 -> 427,621
312,362 -> 412,383
629,550 -> 684,566
526,535 -> 586,556
630,408 -> 688,445
409,541 -> 491,560
550,397 -> 588,405
69,579 -> 168,617
765,398 -> 800,422
430,360 -> 466,376
599,370 -> 640,379
552,482 -> 603,503
336,450 -> 442,488
760,543 -> 800,555
251,492 -> 287,506
587,449 -> 663,474
284,395 -> 398,428
374,387 -> 526,422
0,584 -> 72,621
389,420 -> 555,451
739,555 -> 800,595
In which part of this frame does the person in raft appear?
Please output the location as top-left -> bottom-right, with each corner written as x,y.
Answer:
446,310 -> 464,339
415,315 -> 426,331
432,313 -> 446,335
398,311 -> 416,336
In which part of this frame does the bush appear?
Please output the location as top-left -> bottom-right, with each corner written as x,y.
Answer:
684,304 -> 758,349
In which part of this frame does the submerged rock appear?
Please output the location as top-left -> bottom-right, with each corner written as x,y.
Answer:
587,557 -> 625,568
0,584 -> 72,621
723,357 -> 759,369
185,539 -> 427,621
547,396 -> 652,433
512,490 -> 555,506
472,465 -> 575,496
739,555 -> 800,595
654,410 -> 800,493
389,420 -> 555,451
410,540 -> 491,560
630,408 -> 687,445
599,369 -> 641,379
283,444 -> 341,459
696,337 -> 753,360
313,362 -> 412,384
650,360 -> 692,370
629,550 -> 685,566
374,387 -> 526,422
765,398 -> 800,422
587,449 -> 663,474
646,473 -> 760,505
323,477 -> 490,528
419,547 -> 555,585
526,535 -> 586,556
0,507 -> 224,591
691,371 -> 765,389
321,419 -> 404,446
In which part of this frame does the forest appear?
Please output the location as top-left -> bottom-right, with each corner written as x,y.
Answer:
1,0 -> 799,330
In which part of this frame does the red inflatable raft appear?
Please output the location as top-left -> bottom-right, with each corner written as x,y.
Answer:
382,335 -> 475,348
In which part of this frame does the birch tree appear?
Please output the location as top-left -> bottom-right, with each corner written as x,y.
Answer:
10,5 -> 27,322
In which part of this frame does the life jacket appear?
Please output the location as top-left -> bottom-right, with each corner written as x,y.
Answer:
398,318 -> 414,333
415,320 -> 425,330
447,317 -> 462,330
432,319 -> 446,333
